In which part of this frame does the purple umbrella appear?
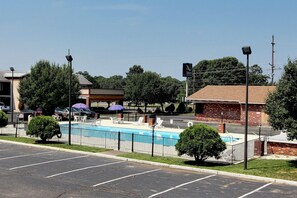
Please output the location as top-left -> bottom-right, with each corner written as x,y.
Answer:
72,103 -> 88,109
108,104 -> 124,111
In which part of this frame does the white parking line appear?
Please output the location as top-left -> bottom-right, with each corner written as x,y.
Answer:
45,161 -> 125,178
148,174 -> 216,198
0,151 -> 54,160
9,155 -> 88,170
92,169 -> 160,187
238,183 -> 272,198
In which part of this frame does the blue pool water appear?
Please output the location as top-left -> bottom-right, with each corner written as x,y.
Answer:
60,124 -> 240,146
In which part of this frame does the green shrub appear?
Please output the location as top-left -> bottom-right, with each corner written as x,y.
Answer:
27,116 -> 61,141
176,102 -> 186,113
175,124 -> 226,164
0,110 -> 8,127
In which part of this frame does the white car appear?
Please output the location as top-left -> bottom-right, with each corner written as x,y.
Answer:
0,102 -> 10,112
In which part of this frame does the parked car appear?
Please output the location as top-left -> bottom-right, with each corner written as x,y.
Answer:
75,108 -> 96,118
0,102 -> 10,113
62,107 -> 80,120
54,107 -> 65,115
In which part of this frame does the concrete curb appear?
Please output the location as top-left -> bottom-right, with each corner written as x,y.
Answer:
1,139 -> 297,187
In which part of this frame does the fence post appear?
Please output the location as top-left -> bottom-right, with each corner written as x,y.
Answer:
118,132 -> 121,151
132,133 -> 134,152
80,128 -> 82,145
151,125 -> 155,157
104,131 -> 107,148
162,138 -> 165,156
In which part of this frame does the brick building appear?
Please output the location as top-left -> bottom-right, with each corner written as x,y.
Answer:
186,85 -> 276,126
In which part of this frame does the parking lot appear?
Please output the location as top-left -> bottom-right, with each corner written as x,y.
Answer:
0,141 -> 296,198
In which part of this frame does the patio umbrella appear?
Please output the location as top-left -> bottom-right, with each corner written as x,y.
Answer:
108,104 -> 124,111
72,103 -> 88,109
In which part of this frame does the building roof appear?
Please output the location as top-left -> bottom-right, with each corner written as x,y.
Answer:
0,71 -> 28,81
186,85 -> 276,104
76,74 -> 93,86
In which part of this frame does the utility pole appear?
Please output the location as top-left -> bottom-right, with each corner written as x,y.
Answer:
192,70 -> 195,94
269,35 -> 275,84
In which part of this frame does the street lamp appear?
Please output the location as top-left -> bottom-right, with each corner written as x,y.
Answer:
242,46 -> 252,170
10,67 -> 14,126
65,50 -> 73,145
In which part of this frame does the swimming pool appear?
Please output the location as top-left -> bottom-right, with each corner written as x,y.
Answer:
60,124 -> 240,146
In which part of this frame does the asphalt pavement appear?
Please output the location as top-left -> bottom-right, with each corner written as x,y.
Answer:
1,140 -> 297,198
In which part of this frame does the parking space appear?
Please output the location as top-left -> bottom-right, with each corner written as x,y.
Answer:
0,141 -> 296,198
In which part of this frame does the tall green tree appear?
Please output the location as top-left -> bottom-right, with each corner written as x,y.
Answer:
190,57 -> 269,93
265,59 -> 297,140
249,64 -> 269,85
18,60 -> 80,115
140,71 -> 161,112
127,65 -> 144,75
104,75 -> 125,89
157,76 -> 181,111
124,65 -> 145,106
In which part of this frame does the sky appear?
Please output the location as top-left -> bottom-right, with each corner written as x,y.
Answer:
1,0 -> 297,81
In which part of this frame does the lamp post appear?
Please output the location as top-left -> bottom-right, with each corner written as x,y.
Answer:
242,46 -> 252,170
10,67 -> 14,125
65,50 -> 73,145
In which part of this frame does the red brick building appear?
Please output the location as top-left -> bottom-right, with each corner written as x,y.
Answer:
186,85 -> 276,126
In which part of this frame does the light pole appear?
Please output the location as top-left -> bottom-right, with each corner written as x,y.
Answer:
242,46 -> 252,170
10,67 -> 14,125
65,50 -> 73,145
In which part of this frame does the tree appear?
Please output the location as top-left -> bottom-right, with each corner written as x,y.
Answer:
157,77 -> 181,112
249,64 -> 269,85
175,124 -> 226,164
18,60 -> 80,115
124,65 -> 145,106
265,59 -> 297,140
27,116 -> 61,141
190,57 -> 269,93
140,71 -> 161,112
127,65 -> 144,75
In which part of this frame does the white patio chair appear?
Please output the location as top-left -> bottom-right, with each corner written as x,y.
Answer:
133,117 -> 144,125
82,115 -> 87,122
156,119 -> 164,128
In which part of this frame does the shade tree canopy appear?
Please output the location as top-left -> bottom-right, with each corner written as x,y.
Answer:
18,60 -> 80,115
265,59 -> 297,140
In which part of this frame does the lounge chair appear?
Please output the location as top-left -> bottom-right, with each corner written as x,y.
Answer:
134,117 -> 144,125
110,117 -> 119,124
95,119 -> 101,125
156,119 -> 164,128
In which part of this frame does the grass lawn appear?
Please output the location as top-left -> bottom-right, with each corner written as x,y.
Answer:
1,135 -> 296,181
119,153 -> 297,182
0,135 -> 110,153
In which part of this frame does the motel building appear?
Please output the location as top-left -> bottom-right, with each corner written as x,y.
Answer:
0,71 -> 124,113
